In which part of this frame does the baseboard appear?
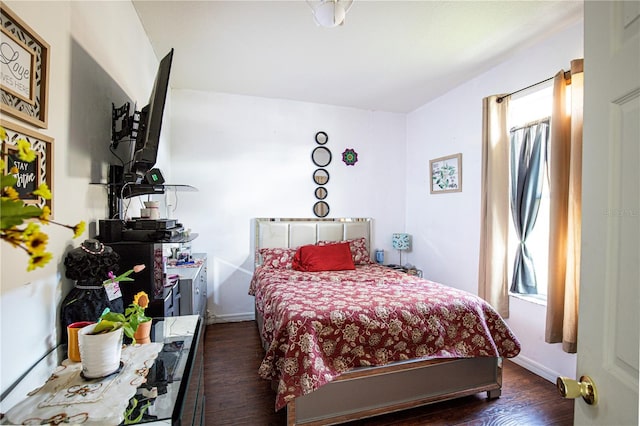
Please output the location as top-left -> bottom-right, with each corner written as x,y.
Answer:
509,355 -> 560,384
206,312 -> 254,325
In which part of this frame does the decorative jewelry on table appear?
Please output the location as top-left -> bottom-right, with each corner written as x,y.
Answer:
80,240 -> 105,256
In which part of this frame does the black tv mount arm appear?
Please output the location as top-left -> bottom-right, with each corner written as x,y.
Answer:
111,102 -> 141,149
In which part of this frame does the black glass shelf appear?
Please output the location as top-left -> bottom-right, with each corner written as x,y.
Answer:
90,182 -> 197,199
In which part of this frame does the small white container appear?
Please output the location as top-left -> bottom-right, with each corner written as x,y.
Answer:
78,323 -> 124,378
143,201 -> 160,219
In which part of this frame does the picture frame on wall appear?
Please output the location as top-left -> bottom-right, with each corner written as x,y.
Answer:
430,153 -> 462,194
0,2 -> 50,128
1,119 -> 54,215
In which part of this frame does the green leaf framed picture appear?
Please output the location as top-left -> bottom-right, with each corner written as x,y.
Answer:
430,153 -> 462,194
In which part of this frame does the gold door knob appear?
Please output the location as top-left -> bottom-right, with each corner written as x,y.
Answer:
556,375 -> 598,405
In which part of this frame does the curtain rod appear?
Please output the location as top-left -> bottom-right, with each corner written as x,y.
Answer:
509,116 -> 550,133
496,71 -> 571,103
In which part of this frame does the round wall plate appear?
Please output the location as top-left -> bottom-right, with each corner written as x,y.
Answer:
315,131 -> 328,145
312,146 -> 332,167
315,186 -> 328,200
313,201 -> 330,217
312,168 -> 330,185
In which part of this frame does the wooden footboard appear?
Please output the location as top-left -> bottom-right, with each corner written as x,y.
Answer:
256,306 -> 502,426
287,357 -> 503,426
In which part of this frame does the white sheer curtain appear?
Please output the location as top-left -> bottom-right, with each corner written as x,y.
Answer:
546,59 -> 583,354
478,95 -> 510,317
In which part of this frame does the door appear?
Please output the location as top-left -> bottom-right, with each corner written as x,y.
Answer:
578,1 -> 639,425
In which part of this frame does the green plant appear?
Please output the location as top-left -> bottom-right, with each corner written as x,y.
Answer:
1,126 -> 85,270
91,265 -> 151,343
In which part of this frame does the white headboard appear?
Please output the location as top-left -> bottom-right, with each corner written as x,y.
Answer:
254,218 -> 372,265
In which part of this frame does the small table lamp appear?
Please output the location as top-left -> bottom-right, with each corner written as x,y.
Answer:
392,233 -> 411,266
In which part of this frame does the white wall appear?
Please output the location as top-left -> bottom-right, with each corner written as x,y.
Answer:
0,1 -> 165,395
0,0 -> 581,396
405,22 -> 583,381
170,90 -> 407,321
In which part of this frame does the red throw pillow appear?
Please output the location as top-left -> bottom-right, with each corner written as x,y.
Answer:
292,242 -> 356,272
318,237 -> 373,265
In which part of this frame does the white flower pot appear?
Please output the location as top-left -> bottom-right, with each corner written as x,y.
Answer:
78,323 -> 124,378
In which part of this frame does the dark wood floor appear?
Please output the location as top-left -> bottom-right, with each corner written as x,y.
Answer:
204,321 -> 574,426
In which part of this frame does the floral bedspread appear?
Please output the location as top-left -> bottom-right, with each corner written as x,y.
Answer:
249,264 -> 521,410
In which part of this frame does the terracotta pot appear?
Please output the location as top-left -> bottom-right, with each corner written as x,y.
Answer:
133,320 -> 152,344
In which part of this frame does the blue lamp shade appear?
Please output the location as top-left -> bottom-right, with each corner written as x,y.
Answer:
392,233 -> 411,251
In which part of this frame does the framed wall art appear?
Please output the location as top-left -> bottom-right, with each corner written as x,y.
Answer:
1,119 -> 53,214
0,2 -> 50,128
430,153 -> 462,194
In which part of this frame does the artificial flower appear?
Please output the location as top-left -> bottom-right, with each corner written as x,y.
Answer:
39,205 -> 51,222
25,230 -> 48,254
16,139 -> 35,162
3,186 -> 19,200
103,264 -> 146,285
93,272 -> 151,344
133,291 -> 149,309
72,221 -> 86,238
28,252 -> 53,271
32,183 -> 52,200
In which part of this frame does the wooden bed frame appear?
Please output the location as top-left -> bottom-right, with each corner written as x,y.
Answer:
253,218 -> 503,426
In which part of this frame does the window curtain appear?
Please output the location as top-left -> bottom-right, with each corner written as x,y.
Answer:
509,120 -> 550,294
545,59 -> 583,354
478,95 -> 510,318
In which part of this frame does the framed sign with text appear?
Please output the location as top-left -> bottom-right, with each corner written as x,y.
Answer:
430,153 -> 462,194
0,2 -> 50,128
1,119 -> 53,215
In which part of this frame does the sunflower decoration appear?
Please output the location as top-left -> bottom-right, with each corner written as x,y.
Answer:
133,291 -> 150,311
94,266 -> 151,343
1,126 -> 85,270
126,290 -> 152,337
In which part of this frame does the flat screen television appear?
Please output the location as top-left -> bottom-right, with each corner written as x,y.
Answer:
129,48 -> 174,182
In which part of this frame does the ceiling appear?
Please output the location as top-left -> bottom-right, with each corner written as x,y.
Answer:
132,0 -> 583,113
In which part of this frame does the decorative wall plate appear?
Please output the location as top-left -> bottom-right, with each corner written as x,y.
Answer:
315,131 -> 328,145
312,146 -> 332,167
342,148 -> 358,166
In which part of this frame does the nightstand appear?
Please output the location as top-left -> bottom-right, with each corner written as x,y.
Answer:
383,264 -> 423,277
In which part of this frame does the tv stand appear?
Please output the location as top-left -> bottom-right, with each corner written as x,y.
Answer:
95,164 -> 196,219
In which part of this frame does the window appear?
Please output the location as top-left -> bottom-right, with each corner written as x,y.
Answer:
507,85 -> 552,299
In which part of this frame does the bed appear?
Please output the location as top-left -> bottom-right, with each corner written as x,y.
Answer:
249,218 -> 521,425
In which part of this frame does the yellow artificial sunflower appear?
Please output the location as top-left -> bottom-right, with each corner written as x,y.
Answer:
28,252 -> 53,271
73,221 -> 86,238
3,186 -> 19,200
16,139 -> 36,162
25,231 -> 48,254
133,291 -> 150,309
32,183 -> 52,200
39,206 -> 51,222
